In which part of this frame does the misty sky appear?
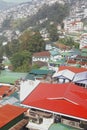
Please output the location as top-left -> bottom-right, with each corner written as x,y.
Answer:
3,0 -> 31,3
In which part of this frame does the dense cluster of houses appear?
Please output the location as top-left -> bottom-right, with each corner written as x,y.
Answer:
32,45 -> 87,68
0,43 -> 87,130
18,60 -> 87,130
0,0 -> 87,129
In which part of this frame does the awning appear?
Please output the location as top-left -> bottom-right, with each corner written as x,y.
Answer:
9,119 -> 28,130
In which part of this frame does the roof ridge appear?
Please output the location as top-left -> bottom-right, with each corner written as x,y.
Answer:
47,97 -> 78,105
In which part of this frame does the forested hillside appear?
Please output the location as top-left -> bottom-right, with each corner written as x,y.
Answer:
2,30 -> 45,72
15,3 -> 69,31
0,2 -> 70,72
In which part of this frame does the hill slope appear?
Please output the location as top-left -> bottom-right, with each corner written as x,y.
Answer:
15,3 -> 69,31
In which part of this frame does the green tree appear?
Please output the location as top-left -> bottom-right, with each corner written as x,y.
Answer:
0,36 -> 7,45
59,37 -> 79,49
10,39 -> 20,55
2,18 -> 11,29
19,30 -> 45,53
48,24 -> 59,42
3,39 -> 20,57
10,50 -> 32,72
0,46 -> 4,57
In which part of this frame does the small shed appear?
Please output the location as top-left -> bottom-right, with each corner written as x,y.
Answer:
73,71 -> 87,87
52,69 -> 75,83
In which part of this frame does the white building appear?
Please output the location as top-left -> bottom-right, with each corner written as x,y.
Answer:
80,33 -> 87,49
64,19 -> 83,33
32,51 -> 51,63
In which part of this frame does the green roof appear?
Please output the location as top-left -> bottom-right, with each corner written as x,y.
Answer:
29,69 -> 55,75
0,71 -> 27,84
81,53 -> 87,57
49,123 -> 80,130
69,49 -> 81,55
49,59 -> 66,65
25,74 -> 35,80
40,66 -> 49,70
81,48 -> 87,52
62,52 -> 70,56
35,75 -> 44,78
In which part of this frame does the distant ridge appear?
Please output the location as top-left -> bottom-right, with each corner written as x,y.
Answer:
0,0 -> 15,10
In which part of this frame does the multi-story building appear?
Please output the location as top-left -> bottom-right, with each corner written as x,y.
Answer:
64,18 -> 83,33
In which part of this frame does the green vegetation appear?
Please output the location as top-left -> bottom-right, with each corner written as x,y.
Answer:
14,3 -> 69,32
59,37 -> 79,49
0,3 -> 70,72
2,17 -> 12,30
0,36 -> 7,57
19,30 -> 45,52
10,51 -> 31,72
3,30 -> 45,72
11,18 -> 30,32
48,24 -> 59,42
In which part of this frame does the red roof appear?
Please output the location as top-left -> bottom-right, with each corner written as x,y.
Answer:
0,85 -> 15,99
22,83 -> 87,121
33,51 -> 50,57
59,66 -> 87,73
0,86 -> 9,95
55,43 -> 70,50
67,60 -> 77,64
67,60 -> 87,65
71,20 -> 81,26
81,46 -> 87,49
0,104 -> 27,128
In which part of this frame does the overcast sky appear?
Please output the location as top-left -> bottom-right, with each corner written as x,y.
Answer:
3,0 -> 31,3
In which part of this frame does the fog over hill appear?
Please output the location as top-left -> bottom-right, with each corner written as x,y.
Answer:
0,0 -> 16,10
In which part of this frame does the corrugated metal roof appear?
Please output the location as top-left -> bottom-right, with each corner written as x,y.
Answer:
53,69 -> 75,80
0,86 -> 9,96
22,83 -> 87,121
40,66 -> 49,70
81,52 -> 87,57
0,104 -> 27,128
0,92 -> 20,106
59,66 -> 87,73
0,71 -> 27,84
0,85 -> 14,98
50,50 -> 60,56
49,123 -> 79,130
0,97 -> 19,105
29,69 -> 54,75
73,71 -> 87,84
33,51 -> 50,57
20,80 -> 40,102
25,74 -> 35,80
49,59 -> 66,65
10,92 -> 19,100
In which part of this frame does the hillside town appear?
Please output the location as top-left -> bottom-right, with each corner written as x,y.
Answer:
0,0 -> 87,130
0,0 -> 87,48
